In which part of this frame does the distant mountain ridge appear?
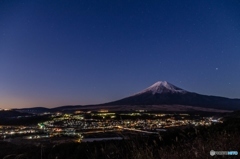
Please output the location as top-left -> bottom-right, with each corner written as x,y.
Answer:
14,105 -> 83,113
13,81 -> 240,112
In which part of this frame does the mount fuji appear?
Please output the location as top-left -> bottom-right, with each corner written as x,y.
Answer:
14,81 -> 240,113
99,81 -> 240,111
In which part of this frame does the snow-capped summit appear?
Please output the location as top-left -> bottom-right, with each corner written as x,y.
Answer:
138,81 -> 187,94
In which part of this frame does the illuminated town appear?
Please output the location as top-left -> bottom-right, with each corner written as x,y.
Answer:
0,109 -> 222,145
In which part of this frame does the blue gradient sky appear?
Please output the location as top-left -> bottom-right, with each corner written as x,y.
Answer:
0,0 -> 240,108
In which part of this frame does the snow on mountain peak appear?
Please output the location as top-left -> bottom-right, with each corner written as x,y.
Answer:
137,81 -> 187,95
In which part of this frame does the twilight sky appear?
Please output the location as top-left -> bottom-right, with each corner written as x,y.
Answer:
0,0 -> 240,108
